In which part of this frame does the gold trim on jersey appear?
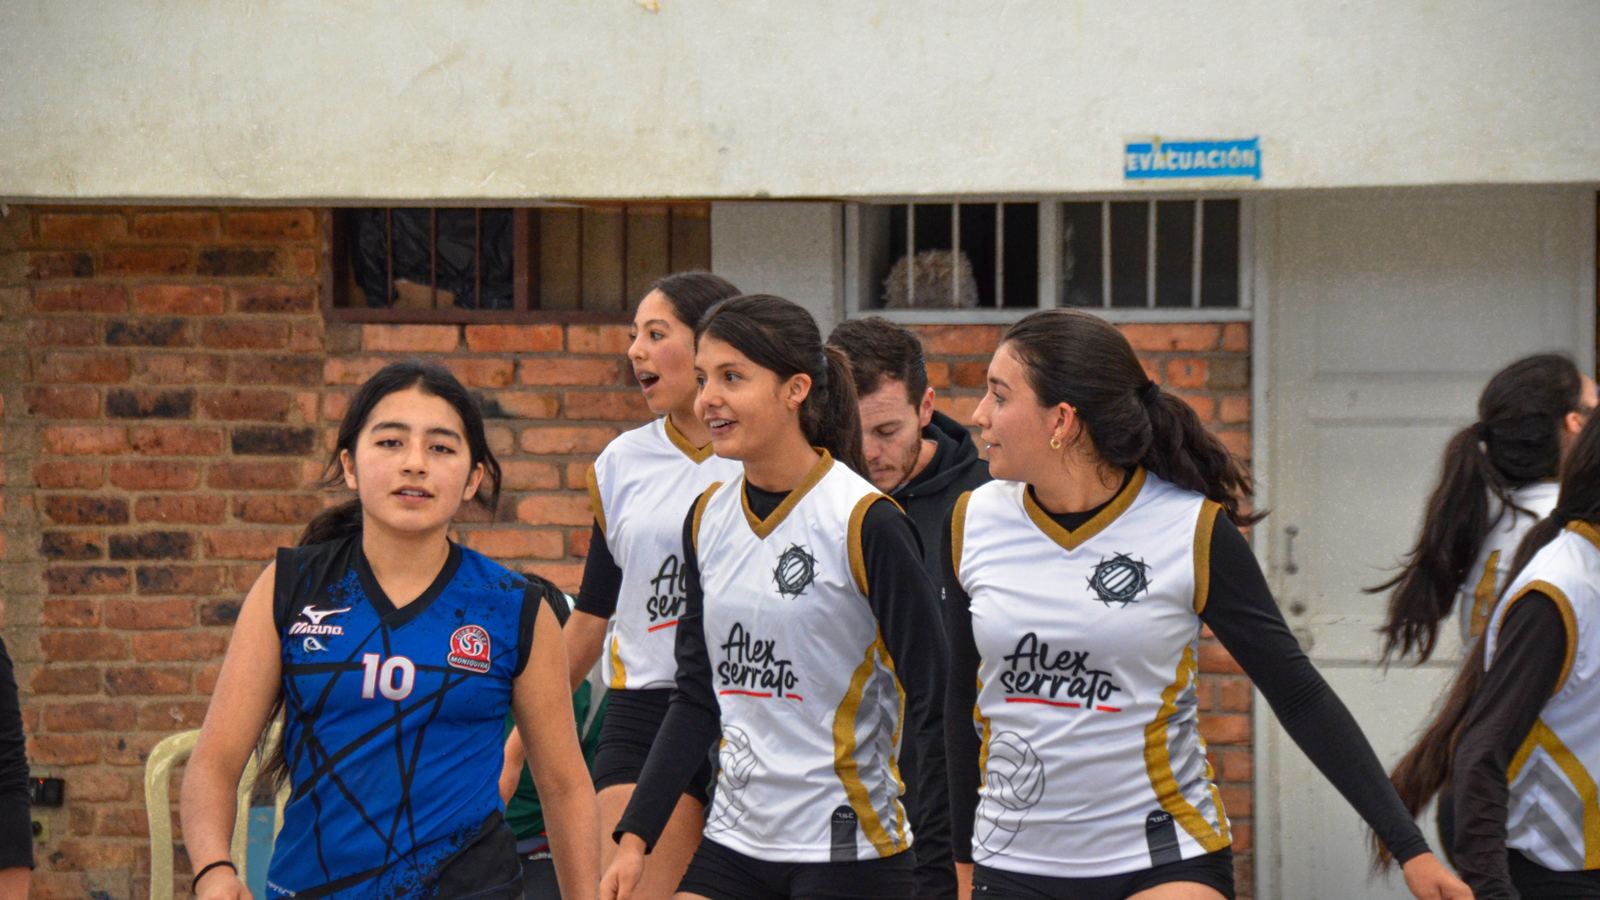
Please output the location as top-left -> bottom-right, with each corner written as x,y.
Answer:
586,466 -> 607,537
741,450 -> 834,539
951,491 -> 974,581
1507,719 -> 1600,867
1023,467 -> 1148,552
1193,500 -> 1222,615
975,674 -> 993,787
1143,643 -> 1231,853
833,637 -> 905,857
1568,520 -> 1600,555
848,494 -> 887,596
608,633 -> 627,690
1470,551 -> 1500,637
691,482 -> 723,555
1503,580 -> 1579,694
665,415 -> 716,464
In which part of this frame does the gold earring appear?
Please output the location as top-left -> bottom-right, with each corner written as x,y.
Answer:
1050,436 -> 1062,450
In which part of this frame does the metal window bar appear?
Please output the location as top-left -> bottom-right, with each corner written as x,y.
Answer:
906,203 -> 916,307
1146,201 -> 1157,308
474,208 -> 483,309
1100,201 -> 1112,309
385,209 -> 394,307
429,208 -> 438,309
994,202 -> 1004,306
1192,200 -> 1204,308
951,204 -> 960,307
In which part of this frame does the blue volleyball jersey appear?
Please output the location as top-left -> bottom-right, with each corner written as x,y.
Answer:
265,535 -> 539,900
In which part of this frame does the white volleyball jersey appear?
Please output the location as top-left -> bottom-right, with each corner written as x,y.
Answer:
1485,520 -> 1600,873
587,417 -> 743,691
1458,481 -> 1559,643
954,469 -> 1230,878
692,452 -> 910,863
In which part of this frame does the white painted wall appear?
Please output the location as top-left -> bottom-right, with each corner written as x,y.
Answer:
711,203 -> 843,333
2,1 -> 1598,200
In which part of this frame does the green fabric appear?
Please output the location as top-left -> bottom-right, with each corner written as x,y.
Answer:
504,683 -> 608,839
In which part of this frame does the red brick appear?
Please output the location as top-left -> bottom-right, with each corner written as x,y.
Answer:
41,631 -> 128,661
232,494 -> 324,524
1220,395 -> 1250,425
1218,783 -> 1252,817
566,325 -> 627,354
490,392 -> 561,420
43,701 -> 137,732
27,734 -> 100,765
32,872 -> 91,900
108,460 -> 200,491
933,395 -> 980,425
104,666 -> 189,696
1221,322 -> 1249,353
28,317 -> 100,347
42,599 -> 101,627
1182,394 -> 1217,424
233,283 -> 318,313
1122,323 -> 1221,352
96,805 -> 152,837
288,246 -> 320,277
24,387 -> 100,419
461,529 -> 565,561
516,494 -> 593,527
206,461 -> 298,490
500,460 -> 562,491
133,631 -> 225,661
1230,820 -> 1253,853
31,666 -> 102,695
62,771 -> 134,803
27,251 -> 93,279
570,528 -> 592,557
134,495 -> 228,525
485,425 -> 514,457
231,563 -> 267,592
291,320 -> 324,352
45,838 -> 139,872
38,212 -> 127,244
925,361 -> 951,390
517,358 -> 617,386
32,285 -> 125,315
563,391 -> 651,421
1216,747 -> 1254,783
199,389 -> 292,421
1199,713 -> 1252,745
911,324 -> 1002,355
42,497 -> 129,526
199,319 -> 290,350
1218,431 -> 1251,460
1199,643 -> 1244,675
106,598 -> 195,630
445,358 -> 515,388
203,529 -> 297,560
138,700 -> 211,731
130,425 -> 225,455
1165,358 -> 1207,389
198,246 -> 280,277
563,462 -> 593,489
1219,678 -> 1254,712
362,324 -> 460,352
136,565 -> 228,595
519,426 -> 616,455
232,354 -> 323,387
322,391 -> 351,422
524,562 -> 584,594
225,209 -> 316,240
133,352 -> 229,385
465,324 -> 563,353
132,211 -> 220,241
949,361 -> 987,387
131,284 -> 223,316
35,352 -> 130,383
324,357 -> 390,386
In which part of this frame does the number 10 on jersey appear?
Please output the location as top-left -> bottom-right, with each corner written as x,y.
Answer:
360,653 -> 416,700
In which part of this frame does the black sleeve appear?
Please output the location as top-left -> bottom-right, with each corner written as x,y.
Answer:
613,504 -> 722,852
1201,516 -> 1432,864
0,638 -> 31,870
941,508 -> 982,866
1450,592 -> 1567,900
574,519 -> 623,619
514,575 -> 563,678
860,499 -> 954,898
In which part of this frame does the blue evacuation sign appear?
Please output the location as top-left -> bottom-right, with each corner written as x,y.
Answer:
1125,137 -> 1261,180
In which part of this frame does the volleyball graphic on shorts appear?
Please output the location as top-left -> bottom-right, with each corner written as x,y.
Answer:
706,726 -> 757,835
974,731 -> 1045,860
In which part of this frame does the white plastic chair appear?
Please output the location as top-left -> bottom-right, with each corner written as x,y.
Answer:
146,723 -> 287,900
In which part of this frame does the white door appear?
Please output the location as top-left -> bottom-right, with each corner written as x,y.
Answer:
1256,187 -> 1594,899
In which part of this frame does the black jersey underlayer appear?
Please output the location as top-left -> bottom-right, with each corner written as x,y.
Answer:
614,481 -> 951,883
940,482 -> 1433,868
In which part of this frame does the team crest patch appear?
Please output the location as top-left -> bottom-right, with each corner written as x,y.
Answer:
448,625 -> 491,673
772,544 -> 818,598
1087,553 -> 1151,607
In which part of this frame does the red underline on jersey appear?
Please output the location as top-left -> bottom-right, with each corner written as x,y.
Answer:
647,619 -> 680,632
717,689 -> 804,702
1006,697 -> 1080,708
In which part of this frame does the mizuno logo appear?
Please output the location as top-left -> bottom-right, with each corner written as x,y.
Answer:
302,606 -> 350,625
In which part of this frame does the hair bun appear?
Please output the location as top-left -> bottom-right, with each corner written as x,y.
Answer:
1139,379 -> 1161,406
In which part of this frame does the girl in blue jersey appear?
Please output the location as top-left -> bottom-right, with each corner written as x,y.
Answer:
181,362 -> 600,900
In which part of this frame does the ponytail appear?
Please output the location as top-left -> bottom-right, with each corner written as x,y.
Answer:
1374,408 -> 1600,870
1369,353 -> 1582,663
1001,310 -> 1258,525
298,498 -> 362,547
697,294 -> 869,478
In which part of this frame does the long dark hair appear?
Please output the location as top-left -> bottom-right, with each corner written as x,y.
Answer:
1375,409 -> 1600,869
652,271 -> 741,329
257,361 -> 503,796
1370,353 -> 1582,663
1001,310 -> 1259,526
298,360 -> 503,547
696,294 -> 869,477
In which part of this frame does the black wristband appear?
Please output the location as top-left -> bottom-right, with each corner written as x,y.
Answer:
192,859 -> 238,892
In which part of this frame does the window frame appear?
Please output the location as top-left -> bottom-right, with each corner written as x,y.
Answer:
843,193 -> 1254,324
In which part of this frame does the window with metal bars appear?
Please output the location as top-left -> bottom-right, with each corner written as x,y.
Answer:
1060,199 -> 1240,310
326,204 -> 712,322
855,202 -> 1040,310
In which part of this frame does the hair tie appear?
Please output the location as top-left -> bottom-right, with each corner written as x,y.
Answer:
1139,379 -> 1161,406
1472,421 -> 1491,440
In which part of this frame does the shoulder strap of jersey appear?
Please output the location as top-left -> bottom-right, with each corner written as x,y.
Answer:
950,490 -> 975,582
516,574 -> 565,678
1192,499 -> 1223,614
1499,579 -> 1580,694
586,465 -> 607,537
847,493 -> 892,597
691,481 -> 724,554
272,546 -> 299,634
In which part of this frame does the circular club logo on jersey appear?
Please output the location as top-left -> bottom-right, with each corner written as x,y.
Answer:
772,544 -> 818,598
447,625 -> 492,673
1087,553 -> 1152,607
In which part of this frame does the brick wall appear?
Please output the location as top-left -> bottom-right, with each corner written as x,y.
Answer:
2,205 -> 1256,899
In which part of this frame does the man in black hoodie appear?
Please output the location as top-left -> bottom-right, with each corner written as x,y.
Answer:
827,316 -> 990,900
